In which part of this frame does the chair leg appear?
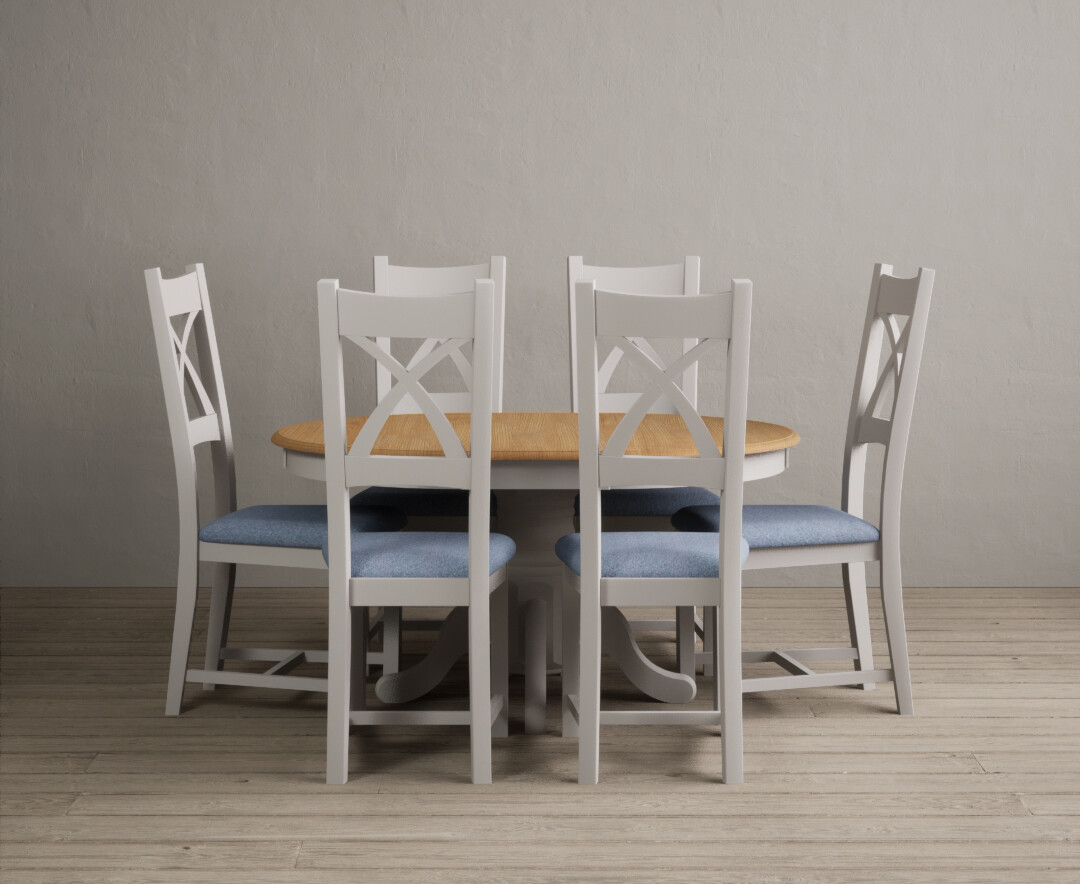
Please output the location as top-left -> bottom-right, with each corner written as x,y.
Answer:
561,577 -> 580,738
469,590 -> 493,785
702,606 -> 716,677
326,582 -> 352,786
491,582 -> 509,739
676,606 -> 696,677
350,608 -> 369,712
842,561 -> 875,690
880,551 -> 915,716
202,562 -> 236,690
381,606 -> 402,675
706,606 -> 721,712
165,544 -> 199,716
720,564 -> 743,784
578,584 -> 601,785
523,597 -> 548,736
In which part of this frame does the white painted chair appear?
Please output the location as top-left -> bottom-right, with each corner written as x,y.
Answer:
672,265 -> 935,714
349,257 -> 506,674
558,278 -> 753,784
319,276 -> 513,785
351,256 -> 506,519
568,258 -> 719,514
145,264 -> 406,716
569,257 -> 718,676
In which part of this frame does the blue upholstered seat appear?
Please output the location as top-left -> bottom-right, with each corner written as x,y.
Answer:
322,532 -> 517,579
573,486 -> 721,518
198,505 -> 406,549
671,504 -> 881,548
555,531 -> 749,578
351,487 -> 498,518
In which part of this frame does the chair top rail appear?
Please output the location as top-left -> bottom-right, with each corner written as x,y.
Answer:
379,258 -> 499,296
568,257 -> 702,413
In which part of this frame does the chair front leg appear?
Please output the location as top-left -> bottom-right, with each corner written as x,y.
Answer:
842,561 -> 875,690
491,580 -> 509,739
381,606 -> 402,675
203,561 -> 236,690
350,607 -> 369,711
706,606 -> 720,712
561,575 -> 580,738
676,606 -> 697,676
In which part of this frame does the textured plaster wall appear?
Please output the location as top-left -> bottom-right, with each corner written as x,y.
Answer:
2,0 -> 1078,588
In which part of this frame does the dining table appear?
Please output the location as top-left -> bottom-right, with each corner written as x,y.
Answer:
271,412 -> 799,730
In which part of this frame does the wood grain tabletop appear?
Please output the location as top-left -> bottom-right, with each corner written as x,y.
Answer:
271,412 -> 799,461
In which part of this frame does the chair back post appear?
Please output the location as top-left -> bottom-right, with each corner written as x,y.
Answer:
317,279 -> 353,604
568,257 -> 701,413
718,280 -> 752,575
468,279 -> 497,590
880,267 -> 935,540
841,264 -> 936,536
489,256 -> 507,413
574,280 -> 603,588
374,256 -> 506,413
145,264 -> 237,541
681,256 -> 702,407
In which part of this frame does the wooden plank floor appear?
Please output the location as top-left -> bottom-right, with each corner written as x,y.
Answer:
2,585 -> 1078,882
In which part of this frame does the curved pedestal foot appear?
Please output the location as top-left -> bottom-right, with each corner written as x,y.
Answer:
601,607 -> 697,704
375,606 -> 468,705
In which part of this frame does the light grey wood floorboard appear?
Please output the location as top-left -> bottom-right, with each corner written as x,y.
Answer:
1,585 -> 1078,881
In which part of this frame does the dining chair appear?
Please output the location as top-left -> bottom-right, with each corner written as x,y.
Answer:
569,257 -> 719,676
348,257 -> 506,674
672,264 -> 935,715
568,258 -> 721,516
350,256 -> 505,520
145,264 -> 406,716
558,277 -> 753,784
319,276 -> 513,785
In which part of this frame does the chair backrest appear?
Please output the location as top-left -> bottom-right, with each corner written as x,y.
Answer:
841,264 -> 935,536
575,278 -> 752,570
374,256 -> 506,414
318,276 -> 496,566
568,257 -> 701,413
145,263 -> 236,531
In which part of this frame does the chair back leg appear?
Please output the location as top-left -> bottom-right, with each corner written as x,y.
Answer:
165,538 -> 199,716
326,583 -> 352,785
468,594 -> 493,784
880,549 -> 915,715
578,583 -> 602,785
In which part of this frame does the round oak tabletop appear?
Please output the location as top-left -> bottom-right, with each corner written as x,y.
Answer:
271,412 -> 799,461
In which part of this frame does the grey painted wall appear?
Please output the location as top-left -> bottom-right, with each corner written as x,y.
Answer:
2,0 -> 1078,588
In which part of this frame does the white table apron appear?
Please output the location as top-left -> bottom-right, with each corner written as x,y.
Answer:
282,447 -> 790,728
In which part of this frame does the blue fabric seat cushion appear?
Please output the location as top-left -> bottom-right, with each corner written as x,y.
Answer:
322,532 -> 517,578
351,487 -> 498,518
671,504 -> 881,548
199,504 -> 406,549
555,531 -> 749,578
573,486 -> 721,518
